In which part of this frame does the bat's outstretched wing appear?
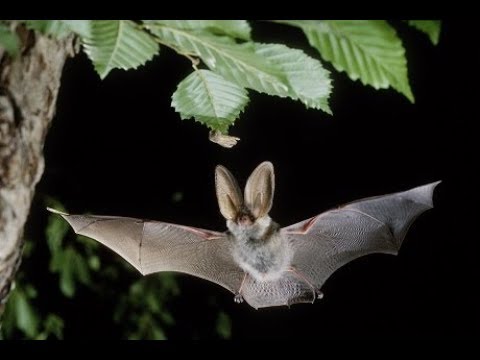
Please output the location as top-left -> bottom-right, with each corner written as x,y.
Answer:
242,181 -> 440,309
47,209 -> 244,294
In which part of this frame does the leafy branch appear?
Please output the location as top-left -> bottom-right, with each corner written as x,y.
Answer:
0,20 -> 441,147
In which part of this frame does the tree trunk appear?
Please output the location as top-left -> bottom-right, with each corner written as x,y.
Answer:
0,24 -> 76,318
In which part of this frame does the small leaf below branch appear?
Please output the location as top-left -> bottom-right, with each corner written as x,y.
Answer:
172,69 -> 249,133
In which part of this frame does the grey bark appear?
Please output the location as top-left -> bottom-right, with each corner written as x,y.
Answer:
0,24 -> 76,317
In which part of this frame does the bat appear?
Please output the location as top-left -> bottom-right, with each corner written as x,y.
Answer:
47,162 -> 439,309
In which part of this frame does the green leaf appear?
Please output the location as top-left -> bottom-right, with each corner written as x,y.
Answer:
49,251 -> 64,273
158,273 -> 180,297
83,20 -> 159,79
151,327 -> 167,340
172,69 -> 249,132
10,287 -> 40,338
56,246 -> 93,295
144,20 -> 251,40
88,255 -> 101,270
22,240 -> 35,258
72,250 -> 92,285
0,22 -> 20,56
144,23 -> 289,96
24,284 -> 38,299
254,43 -> 332,113
60,247 -> 76,297
159,310 -> 175,326
1,294 -> 16,337
282,20 -> 413,102
216,311 -> 232,339
407,20 -> 441,45
45,215 -> 69,254
146,292 -> 161,313
129,313 -> 167,340
129,281 -> 144,298
24,20 -> 72,39
77,234 -> 100,251
43,314 -> 64,339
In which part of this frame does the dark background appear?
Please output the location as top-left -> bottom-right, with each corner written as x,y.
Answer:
28,20 -> 476,337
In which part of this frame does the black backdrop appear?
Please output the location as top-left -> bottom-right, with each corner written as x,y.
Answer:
28,20 -> 476,338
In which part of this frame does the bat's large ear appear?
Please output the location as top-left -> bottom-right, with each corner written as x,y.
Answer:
215,165 -> 243,220
244,161 -> 275,219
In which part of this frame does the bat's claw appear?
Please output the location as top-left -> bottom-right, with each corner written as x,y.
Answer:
234,293 -> 244,304
316,290 -> 324,300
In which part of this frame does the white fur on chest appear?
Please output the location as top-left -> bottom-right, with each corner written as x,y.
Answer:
227,217 -> 293,282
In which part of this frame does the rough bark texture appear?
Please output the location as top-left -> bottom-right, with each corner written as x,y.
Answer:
0,24 -> 76,317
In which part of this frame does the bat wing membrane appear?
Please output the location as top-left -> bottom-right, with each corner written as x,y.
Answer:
270,181 -> 440,306
48,181 -> 438,309
54,213 -> 244,294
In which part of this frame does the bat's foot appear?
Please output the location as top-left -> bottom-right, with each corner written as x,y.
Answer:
316,290 -> 324,300
234,293 -> 244,304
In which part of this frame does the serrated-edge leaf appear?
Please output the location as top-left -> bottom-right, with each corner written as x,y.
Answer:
172,69 -> 249,132
283,20 -> 414,102
145,23 -> 289,96
0,23 -> 20,56
83,20 -> 159,79
143,20 -> 251,40
254,43 -> 332,113
407,20 -> 441,45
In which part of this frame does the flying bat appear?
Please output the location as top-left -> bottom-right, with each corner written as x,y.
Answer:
47,162 -> 439,309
